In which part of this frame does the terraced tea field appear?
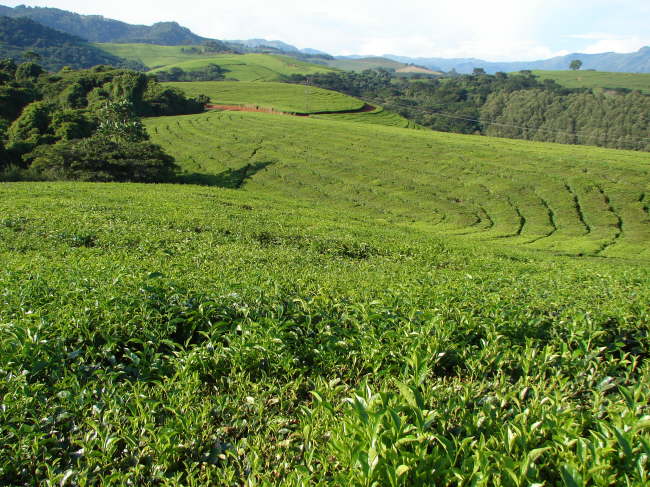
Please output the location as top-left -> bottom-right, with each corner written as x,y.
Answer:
2,89 -> 650,485
152,54 -> 336,81
98,44 -> 338,81
146,110 -> 650,259
167,81 -> 417,127
312,106 -> 419,128
97,43 -> 214,69
164,81 -> 364,114
531,70 -> 650,94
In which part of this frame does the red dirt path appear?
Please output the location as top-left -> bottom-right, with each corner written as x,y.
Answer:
205,103 -> 376,117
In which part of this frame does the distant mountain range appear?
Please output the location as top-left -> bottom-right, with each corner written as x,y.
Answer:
383,48 -> 650,74
0,3 -> 648,74
227,39 -> 330,57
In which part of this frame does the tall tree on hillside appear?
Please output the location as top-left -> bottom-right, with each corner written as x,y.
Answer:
570,59 -> 583,71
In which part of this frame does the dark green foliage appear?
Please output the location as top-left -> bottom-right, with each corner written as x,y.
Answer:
6,101 -> 54,153
154,64 -> 226,82
0,16 -> 144,71
50,109 -> 93,140
14,61 -> 43,81
481,89 -> 650,151
0,64 -> 205,181
291,69 -> 649,150
143,84 -> 208,116
570,59 -> 583,70
0,83 -> 37,120
25,136 -> 177,182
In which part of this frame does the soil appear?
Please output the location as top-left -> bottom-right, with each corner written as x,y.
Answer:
205,103 -> 376,117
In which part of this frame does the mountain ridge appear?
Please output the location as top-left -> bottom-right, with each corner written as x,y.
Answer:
1,4 -> 648,73
383,47 -> 650,74
0,16 -> 143,71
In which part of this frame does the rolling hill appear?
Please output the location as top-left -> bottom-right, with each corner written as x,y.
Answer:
96,43 -> 231,69
327,56 -> 442,75
97,43 -> 338,80
165,81 -> 417,127
0,4 -> 210,45
386,46 -> 650,74
2,72 -> 649,485
151,54 -> 337,81
0,16 -> 141,71
164,81 -> 363,113
531,70 -> 650,94
145,110 -> 650,259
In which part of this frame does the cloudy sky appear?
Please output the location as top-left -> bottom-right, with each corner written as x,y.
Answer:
4,0 -> 650,60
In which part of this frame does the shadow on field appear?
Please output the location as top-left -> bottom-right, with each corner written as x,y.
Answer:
178,161 -> 274,188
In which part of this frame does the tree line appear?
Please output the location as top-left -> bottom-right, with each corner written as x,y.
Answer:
0,60 -> 209,182
288,69 -> 650,151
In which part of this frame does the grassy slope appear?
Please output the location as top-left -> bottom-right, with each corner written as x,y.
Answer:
97,43 -> 338,81
3,180 -> 648,485
164,81 -> 364,113
166,80 -> 416,127
146,111 -> 650,260
2,107 -> 650,484
96,43 -> 208,68
312,106 -> 419,128
152,54 -> 336,81
326,57 -> 407,71
532,69 -> 650,93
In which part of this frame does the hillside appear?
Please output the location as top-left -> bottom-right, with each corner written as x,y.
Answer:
326,56 -> 409,71
0,4 -> 210,45
328,56 -> 441,75
0,16 -> 140,71
145,111 -> 650,259
164,81 -> 363,113
150,54 -> 337,81
532,70 -> 650,94
96,43 -> 230,69
165,81 -> 417,127
97,43 -> 338,80
2,108 -> 649,483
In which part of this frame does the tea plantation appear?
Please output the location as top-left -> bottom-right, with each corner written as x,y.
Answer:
1,99 -> 649,485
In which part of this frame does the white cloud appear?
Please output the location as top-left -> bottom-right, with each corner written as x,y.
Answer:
580,36 -> 650,54
2,0 -> 649,60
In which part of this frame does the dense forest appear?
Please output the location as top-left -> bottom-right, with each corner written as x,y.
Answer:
289,70 -> 650,151
0,61 -> 208,181
0,16 -> 144,71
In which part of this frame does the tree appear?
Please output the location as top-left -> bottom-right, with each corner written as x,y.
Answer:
95,99 -> 149,143
570,59 -> 583,71
26,136 -> 178,182
23,50 -> 41,62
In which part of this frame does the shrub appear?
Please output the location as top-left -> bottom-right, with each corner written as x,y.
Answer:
25,136 -> 178,182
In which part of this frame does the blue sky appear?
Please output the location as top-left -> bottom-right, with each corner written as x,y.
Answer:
3,0 -> 649,60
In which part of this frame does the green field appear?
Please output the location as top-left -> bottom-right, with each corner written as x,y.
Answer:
165,81 -> 417,127
151,54 -> 337,81
146,111 -> 650,259
312,105 -> 419,128
97,43 -> 210,69
325,56 -> 408,71
2,104 -> 650,484
97,43 -> 337,81
532,70 -> 650,94
164,81 -> 365,113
